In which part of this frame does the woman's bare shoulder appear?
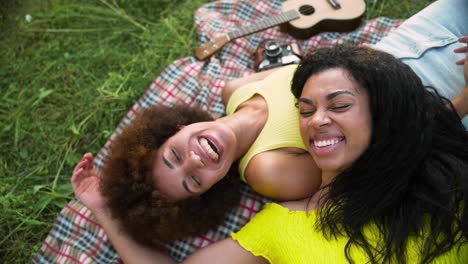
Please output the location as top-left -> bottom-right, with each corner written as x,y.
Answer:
245,149 -> 321,201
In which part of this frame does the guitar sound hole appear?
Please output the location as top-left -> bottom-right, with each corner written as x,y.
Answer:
299,5 -> 315,16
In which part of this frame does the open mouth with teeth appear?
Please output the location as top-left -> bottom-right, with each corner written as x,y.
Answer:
313,137 -> 345,148
199,137 -> 220,162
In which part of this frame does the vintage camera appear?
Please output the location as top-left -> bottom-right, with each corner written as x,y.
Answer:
254,40 -> 302,72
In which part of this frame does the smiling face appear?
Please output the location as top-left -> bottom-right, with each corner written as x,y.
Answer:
298,68 -> 372,177
152,120 -> 238,200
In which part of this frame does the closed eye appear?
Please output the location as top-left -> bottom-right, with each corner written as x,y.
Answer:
297,100 -> 316,116
182,180 -> 195,194
162,156 -> 174,169
191,175 -> 202,186
182,176 -> 202,195
330,104 -> 351,111
171,148 -> 181,163
299,110 -> 315,117
299,106 -> 316,116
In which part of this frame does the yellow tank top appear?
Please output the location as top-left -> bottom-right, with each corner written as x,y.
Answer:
231,203 -> 468,263
225,65 -> 306,182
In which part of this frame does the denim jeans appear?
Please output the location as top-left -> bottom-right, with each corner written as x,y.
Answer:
373,0 -> 468,127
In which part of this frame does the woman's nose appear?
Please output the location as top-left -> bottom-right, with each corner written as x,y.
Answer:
310,110 -> 331,128
183,151 -> 204,172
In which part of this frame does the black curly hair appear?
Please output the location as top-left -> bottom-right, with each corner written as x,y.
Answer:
292,45 -> 468,264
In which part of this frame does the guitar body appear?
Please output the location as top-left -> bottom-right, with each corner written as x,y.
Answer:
281,0 -> 366,39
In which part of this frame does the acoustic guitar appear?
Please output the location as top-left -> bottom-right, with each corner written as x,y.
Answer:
194,0 -> 366,60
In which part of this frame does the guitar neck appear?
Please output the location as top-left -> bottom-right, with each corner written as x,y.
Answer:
227,10 -> 300,40
194,10 -> 299,60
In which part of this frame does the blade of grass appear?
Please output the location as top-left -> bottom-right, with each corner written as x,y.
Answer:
99,0 -> 147,31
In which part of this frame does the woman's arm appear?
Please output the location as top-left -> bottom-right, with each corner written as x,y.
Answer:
93,209 -> 175,264
93,208 -> 265,264
94,209 -> 265,264
450,36 -> 468,118
71,153 -> 165,263
71,153 -> 266,264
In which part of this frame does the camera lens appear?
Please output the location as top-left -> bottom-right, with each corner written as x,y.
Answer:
264,40 -> 282,57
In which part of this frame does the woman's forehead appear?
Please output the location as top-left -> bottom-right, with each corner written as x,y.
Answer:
303,68 -> 362,95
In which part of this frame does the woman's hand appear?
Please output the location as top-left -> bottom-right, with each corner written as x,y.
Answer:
71,153 -> 107,214
454,35 -> 468,84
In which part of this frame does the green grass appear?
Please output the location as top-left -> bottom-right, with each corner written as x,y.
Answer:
0,0 -> 434,262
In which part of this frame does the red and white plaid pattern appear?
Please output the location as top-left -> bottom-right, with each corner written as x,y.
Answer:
33,0 -> 403,263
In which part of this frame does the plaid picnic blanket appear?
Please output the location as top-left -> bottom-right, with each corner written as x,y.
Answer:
33,0 -> 403,263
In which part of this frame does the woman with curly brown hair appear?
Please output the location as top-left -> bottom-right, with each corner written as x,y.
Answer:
94,104 -> 243,247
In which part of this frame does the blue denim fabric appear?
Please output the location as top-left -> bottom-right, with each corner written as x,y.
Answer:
373,0 -> 468,127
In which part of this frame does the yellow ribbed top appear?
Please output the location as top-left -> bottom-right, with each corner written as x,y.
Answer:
225,65 -> 306,182
231,203 -> 468,263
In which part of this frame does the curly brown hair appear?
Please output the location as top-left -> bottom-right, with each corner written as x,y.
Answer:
100,104 -> 242,248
